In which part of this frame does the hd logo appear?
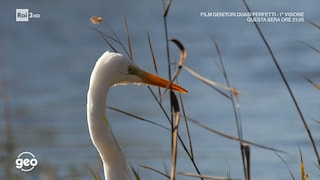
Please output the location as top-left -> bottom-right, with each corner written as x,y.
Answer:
16,9 -> 40,22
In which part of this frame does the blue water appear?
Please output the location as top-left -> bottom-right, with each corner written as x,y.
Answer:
1,0 -> 319,179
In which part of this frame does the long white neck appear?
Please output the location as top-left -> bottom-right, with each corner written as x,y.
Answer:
87,69 -> 130,180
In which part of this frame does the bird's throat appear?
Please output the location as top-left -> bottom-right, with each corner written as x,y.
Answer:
87,88 -> 130,180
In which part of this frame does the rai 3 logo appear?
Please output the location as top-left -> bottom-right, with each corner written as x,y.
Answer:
16,9 -> 40,22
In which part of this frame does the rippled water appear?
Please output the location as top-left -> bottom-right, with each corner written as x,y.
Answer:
1,0 -> 319,179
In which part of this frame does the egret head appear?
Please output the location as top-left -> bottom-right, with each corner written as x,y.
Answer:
87,51 -> 187,180
93,51 -> 187,93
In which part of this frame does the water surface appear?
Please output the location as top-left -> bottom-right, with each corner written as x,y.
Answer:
0,0 -> 319,179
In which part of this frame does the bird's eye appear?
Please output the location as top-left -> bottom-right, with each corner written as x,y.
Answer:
128,66 -> 134,74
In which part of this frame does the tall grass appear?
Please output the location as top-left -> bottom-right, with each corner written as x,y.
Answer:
88,0 -> 319,179
242,2 -> 319,180
241,1 -> 320,167
1,0 -> 317,179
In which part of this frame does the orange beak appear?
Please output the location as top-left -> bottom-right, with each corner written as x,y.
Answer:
140,70 -> 187,93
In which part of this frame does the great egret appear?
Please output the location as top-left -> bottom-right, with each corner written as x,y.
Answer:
87,51 -> 187,180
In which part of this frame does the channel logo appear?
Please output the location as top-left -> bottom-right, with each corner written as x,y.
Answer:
15,151 -> 38,172
16,9 -> 40,22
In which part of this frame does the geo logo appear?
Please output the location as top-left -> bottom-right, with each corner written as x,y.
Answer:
15,151 -> 38,172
